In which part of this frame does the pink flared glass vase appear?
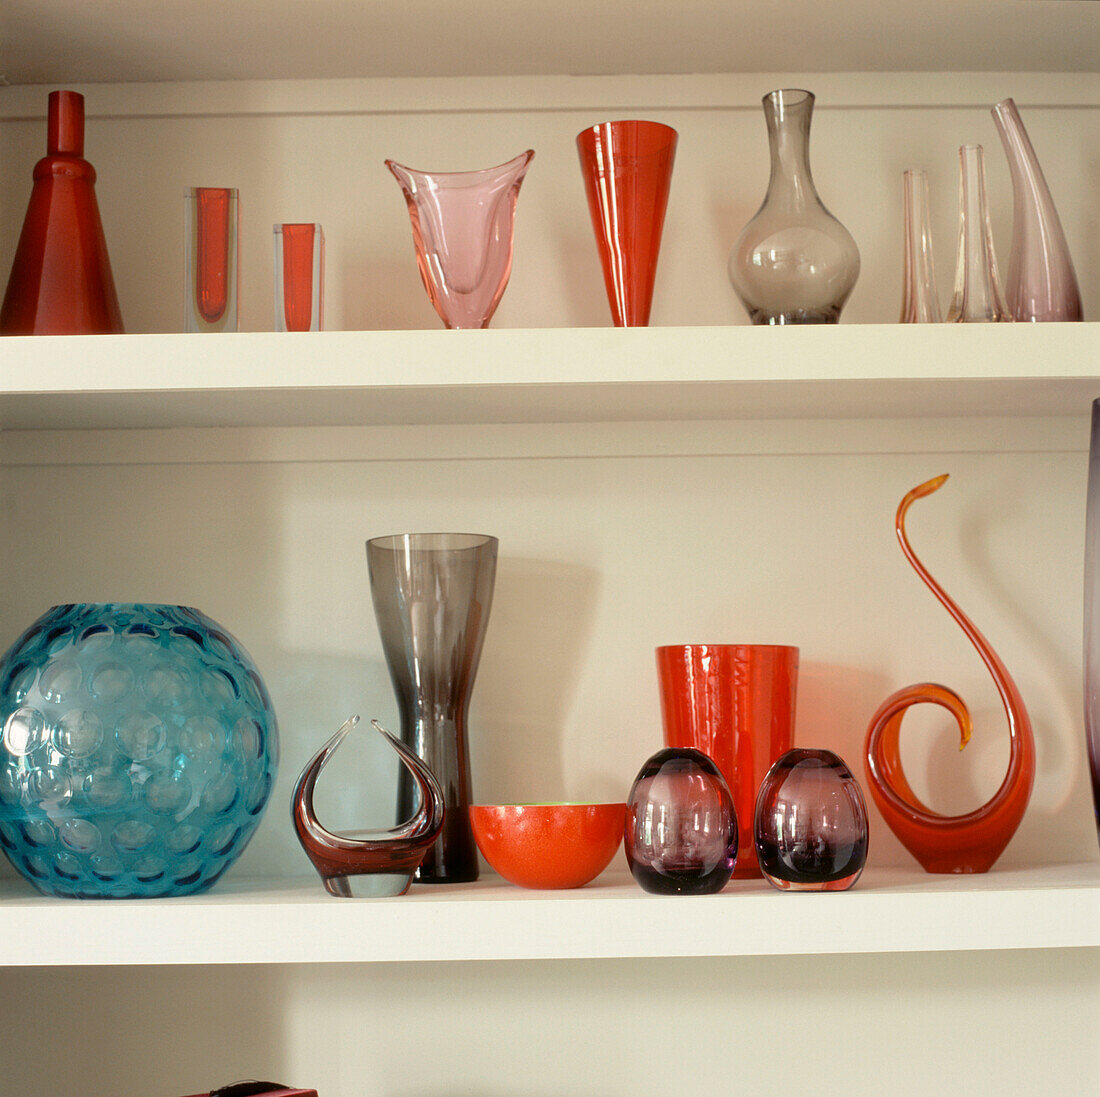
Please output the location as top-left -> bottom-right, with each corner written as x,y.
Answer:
386,151 -> 534,329
946,146 -> 1010,323
991,98 -> 1083,322
576,120 -> 677,327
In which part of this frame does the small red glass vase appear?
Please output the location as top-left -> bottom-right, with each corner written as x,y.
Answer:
0,90 -> 124,335
576,120 -> 677,327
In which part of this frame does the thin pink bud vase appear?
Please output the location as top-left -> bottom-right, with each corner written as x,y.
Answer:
863,475 -> 1035,874
386,150 -> 534,329
576,120 -> 677,327
991,98 -> 1083,322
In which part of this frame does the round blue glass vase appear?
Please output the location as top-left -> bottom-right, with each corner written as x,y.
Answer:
0,604 -> 278,898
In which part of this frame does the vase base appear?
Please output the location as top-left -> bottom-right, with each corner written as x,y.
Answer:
750,308 -> 841,325
322,872 -> 415,898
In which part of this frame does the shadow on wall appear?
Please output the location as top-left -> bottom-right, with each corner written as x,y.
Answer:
0,965 -> 291,1097
473,556 -> 602,804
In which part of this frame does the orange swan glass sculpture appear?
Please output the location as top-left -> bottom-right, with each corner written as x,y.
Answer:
293,716 -> 445,897
863,475 -> 1035,873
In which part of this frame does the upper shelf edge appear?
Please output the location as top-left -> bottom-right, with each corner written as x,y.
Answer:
0,325 -> 1097,431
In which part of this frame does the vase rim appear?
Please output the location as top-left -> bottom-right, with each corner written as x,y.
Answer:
472,802 -> 626,811
763,88 -> 814,106
384,149 -> 534,182
367,532 -> 498,552
575,119 -> 678,154
655,643 -> 799,654
44,602 -> 200,613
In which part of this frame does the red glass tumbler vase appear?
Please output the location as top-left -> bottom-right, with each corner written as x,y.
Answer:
274,223 -> 324,332
185,187 -> 239,333
656,643 -> 798,879
576,120 -> 678,327
0,90 -> 124,335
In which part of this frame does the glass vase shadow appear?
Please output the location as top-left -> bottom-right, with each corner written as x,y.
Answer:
1,90 -> 124,335
728,89 -> 859,325
946,146 -> 1010,323
863,475 -> 1035,873
900,169 -> 942,323
0,603 -> 278,898
1085,401 -> 1100,850
754,748 -> 868,891
367,533 -> 498,883
991,98 -> 1083,322
386,151 -> 533,329
185,187 -> 239,332
274,223 -> 324,332
624,747 -> 737,895
576,120 -> 677,327
656,643 -> 798,878
292,716 -> 445,897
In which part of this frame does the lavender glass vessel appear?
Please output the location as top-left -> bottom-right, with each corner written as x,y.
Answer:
754,748 -> 868,891
946,145 -> 1010,323
991,98 -> 1082,322
624,747 -> 737,895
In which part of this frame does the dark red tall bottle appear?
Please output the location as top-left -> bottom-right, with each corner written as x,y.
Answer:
1,90 -> 124,334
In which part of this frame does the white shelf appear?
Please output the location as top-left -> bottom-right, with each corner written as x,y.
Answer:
1,863 -> 1096,966
1,324 -> 1097,431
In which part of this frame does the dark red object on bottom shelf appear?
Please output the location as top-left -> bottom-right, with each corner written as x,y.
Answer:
181,1084 -> 318,1097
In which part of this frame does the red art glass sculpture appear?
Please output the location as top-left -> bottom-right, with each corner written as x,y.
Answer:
576,120 -> 677,327
864,475 -> 1036,873
292,716 -> 445,897
1,90 -> 123,335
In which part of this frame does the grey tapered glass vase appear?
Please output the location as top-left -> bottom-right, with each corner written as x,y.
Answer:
367,532 -> 498,883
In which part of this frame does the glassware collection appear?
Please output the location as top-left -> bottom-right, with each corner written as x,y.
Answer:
1,460 -> 1071,900
0,87 -> 1090,901
0,89 -> 1083,334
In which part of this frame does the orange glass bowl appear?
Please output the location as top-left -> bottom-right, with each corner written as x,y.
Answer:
470,803 -> 626,889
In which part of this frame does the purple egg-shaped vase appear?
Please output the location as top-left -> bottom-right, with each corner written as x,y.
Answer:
754,747 -> 869,891
624,747 -> 737,895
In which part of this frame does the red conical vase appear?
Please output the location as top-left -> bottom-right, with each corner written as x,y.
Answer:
0,90 -> 124,335
577,120 -> 677,327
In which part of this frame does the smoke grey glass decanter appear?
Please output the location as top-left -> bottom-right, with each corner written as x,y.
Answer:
367,533 -> 498,883
728,89 -> 860,325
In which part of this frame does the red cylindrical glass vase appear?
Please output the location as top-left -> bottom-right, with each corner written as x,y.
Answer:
656,643 -> 798,878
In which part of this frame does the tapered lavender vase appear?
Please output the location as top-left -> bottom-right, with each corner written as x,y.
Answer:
1085,401 -> 1100,848
387,151 -> 534,328
991,98 -> 1083,322
946,145 -> 1010,323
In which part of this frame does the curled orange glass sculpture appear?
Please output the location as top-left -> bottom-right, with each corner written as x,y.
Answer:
864,475 -> 1035,873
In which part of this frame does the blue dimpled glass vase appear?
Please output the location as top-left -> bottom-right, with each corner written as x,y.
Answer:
0,604 -> 278,898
